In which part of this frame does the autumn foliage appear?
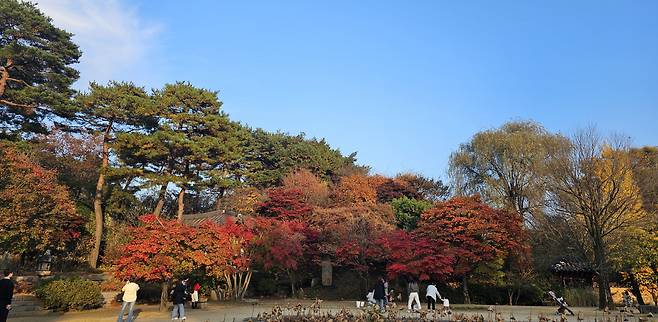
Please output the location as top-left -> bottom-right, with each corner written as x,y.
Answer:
417,195 -> 527,278
382,230 -> 454,281
333,174 -> 378,205
376,178 -> 419,203
282,169 -> 330,206
114,215 -> 197,282
258,187 -> 313,220
0,144 -> 85,258
249,217 -> 307,272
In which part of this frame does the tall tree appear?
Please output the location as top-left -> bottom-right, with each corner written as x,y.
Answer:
76,82 -> 155,268
115,82 -> 242,219
244,129 -> 358,188
629,146 -> 658,216
545,129 -> 649,309
449,121 -> 569,223
0,0 -> 80,137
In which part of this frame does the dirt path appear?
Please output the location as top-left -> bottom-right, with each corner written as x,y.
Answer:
7,300 -> 654,322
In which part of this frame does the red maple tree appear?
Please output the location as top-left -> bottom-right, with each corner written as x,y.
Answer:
258,187 -> 313,220
417,195 -> 526,302
382,230 -> 454,282
249,217 -> 309,295
114,214 -> 196,310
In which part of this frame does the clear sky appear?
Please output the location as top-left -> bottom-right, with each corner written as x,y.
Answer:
37,0 -> 658,179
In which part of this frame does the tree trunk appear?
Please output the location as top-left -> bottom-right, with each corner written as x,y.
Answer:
160,281 -> 169,312
462,276 -> 471,304
289,270 -> 296,297
215,187 -> 226,210
177,186 -> 185,222
0,57 -> 12,97
628,271 -> 645,305
89,124 -> 112,269
153,182 -> 169,217
592,235 -> 613,309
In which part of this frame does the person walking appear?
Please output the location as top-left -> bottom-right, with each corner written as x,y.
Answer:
373,276 -> 386,312
117,279 -> 140,322
407,280 -> 421,312
191,281 -> 201,309
425,282 -> 441,311
171,278 -> 189,321
0,270 -> 14,322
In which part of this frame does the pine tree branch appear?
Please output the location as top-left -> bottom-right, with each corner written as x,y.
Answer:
0,99 -> 36,114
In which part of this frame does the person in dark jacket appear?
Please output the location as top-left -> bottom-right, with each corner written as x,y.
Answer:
170,278 -> 189,320
373,276 -> 386,312
0,270 -> 14,322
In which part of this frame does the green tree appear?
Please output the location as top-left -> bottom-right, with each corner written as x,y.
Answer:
449,121 -> 569,223
76,81 -> 155,268
0,0 -> 80,137
115,82 -> 244,219
244,129 -> 358,188
390,196 -> 432,231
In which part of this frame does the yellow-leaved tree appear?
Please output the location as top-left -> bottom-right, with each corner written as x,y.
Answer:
546,129 -> 648,309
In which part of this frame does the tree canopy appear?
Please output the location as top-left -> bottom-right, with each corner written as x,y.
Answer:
0,0 -> 80,137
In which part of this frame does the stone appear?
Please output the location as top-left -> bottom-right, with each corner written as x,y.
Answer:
321,259 -> 332,286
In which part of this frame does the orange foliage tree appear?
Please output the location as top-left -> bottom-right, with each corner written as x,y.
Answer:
333,174 -> 378,205
282,169 -> 330,206
0,143 -> 86,261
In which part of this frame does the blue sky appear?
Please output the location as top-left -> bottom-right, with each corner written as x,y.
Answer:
38,0 -> 658,179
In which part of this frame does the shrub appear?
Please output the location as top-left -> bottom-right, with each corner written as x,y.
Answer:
564,288 -> 598,307
36,277 -> 103,311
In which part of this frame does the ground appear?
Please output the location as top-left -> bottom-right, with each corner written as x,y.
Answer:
8,300 -> 655,322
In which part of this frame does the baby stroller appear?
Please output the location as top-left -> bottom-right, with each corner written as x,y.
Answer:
548,291 -> 575,316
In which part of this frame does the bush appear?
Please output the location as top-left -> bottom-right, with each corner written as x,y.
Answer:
563,288 -> 598,307
254,274 -> 278,296
36,277 -> 103,311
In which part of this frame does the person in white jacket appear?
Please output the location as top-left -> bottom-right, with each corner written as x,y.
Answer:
425,283 -> 441,311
